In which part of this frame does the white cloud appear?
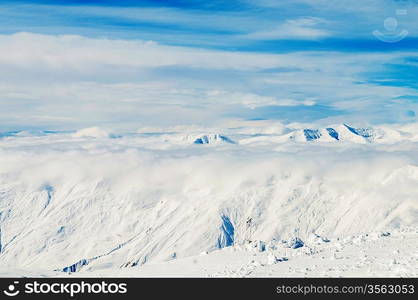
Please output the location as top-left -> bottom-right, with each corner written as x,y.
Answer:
244,18 -> 331,40
73,127 -> 110,138
204,90 -> 316,109
0,32 -> 285,71
0,32 -> 417,129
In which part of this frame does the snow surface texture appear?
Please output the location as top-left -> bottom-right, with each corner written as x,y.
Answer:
0,122 -> 417,277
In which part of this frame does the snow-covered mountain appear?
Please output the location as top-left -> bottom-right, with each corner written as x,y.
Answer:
280,124 -> 400,143
1,123 -> 417,146
305,124 -> 388,142
0,124 -> 417,277
238,123 -> 418,146
193,134 -> 235,145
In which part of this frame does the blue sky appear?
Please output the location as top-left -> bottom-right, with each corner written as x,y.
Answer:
0,0 -> 418,130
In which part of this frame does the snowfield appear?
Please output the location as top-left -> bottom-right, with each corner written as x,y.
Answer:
0,122 -> 417,277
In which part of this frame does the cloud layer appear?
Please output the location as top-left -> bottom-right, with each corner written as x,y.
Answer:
0,0 -> 417,130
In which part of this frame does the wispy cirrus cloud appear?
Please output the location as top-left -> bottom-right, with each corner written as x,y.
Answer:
0,1 -> 417,130
1,0 -> 418,50
242,17 -> 331,40
0,32 -> 417,130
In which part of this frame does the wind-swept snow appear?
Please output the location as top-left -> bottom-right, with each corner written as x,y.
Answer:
0,123 -> 417,277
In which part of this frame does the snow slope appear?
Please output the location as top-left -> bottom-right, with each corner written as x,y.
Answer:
74,227 -> 418,278
0,123 -> 417,277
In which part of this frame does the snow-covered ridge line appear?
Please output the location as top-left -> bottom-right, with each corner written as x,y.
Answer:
2,123 -> 418,147
0,135 -> 417,274
0,123 -> 417,276
1,227 -> 417,277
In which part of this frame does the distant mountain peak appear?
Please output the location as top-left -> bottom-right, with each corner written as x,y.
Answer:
303,129 -> 322,141
301,124 -> 377,142
326,128 -> 339,140
193,134 -> 235,145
